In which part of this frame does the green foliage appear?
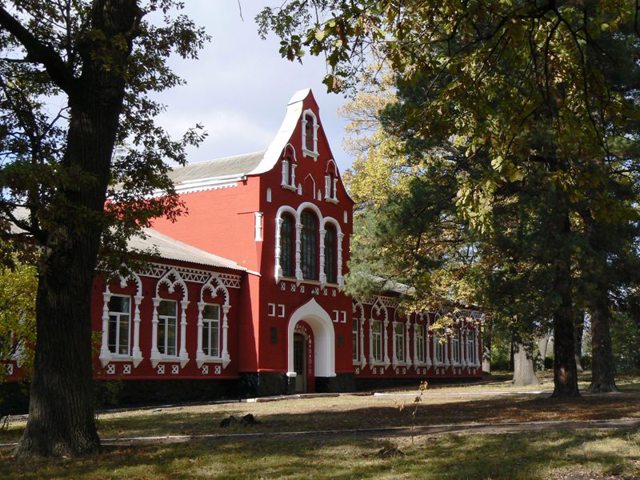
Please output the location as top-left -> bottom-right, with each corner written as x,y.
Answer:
262,3 -> 640,376
0,263 -> 36,379
611,312 -> 640,373
0,0 -> 210,267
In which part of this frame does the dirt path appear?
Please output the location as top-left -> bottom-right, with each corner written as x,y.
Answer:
2,417 -> 635,449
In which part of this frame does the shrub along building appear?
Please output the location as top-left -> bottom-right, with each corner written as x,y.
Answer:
6,90 -> 483,401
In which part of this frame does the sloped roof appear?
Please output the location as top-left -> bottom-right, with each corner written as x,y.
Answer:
166,89 -> 313,189
167,151 -> 265,186
128,228 -> 246,272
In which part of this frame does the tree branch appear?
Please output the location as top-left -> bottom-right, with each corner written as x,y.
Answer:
0,6 -> 76,95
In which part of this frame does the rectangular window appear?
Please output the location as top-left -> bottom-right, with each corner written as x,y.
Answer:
108,295 -> 131,355
352,318 -> 359,362
416,324 -> 425,363
468,330 -> 476,365
158,300 -> 177,356
435,334 -> 444,364
202,304 -> 220,357
372,320 -> 382,362
452,334 -> 460,364
394,323 -> 404,362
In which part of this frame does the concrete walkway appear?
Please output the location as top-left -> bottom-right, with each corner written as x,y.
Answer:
2,417 -> 637,449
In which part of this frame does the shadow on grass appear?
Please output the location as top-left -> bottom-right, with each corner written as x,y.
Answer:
2,428 -> 639,479
91,390 -> 640,439
2,389 -> 639,445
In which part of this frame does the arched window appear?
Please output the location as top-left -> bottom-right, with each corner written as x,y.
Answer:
301,210 -> 318,279
280,214 -> 295,277
324,161 -> 338,202
281,157 -> 296,189
302,110 -> 318,158
324,224 -> 337,283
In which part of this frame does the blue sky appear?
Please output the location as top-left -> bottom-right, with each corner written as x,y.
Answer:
153,1 -> 352,173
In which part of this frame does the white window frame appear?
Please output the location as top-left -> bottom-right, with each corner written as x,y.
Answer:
274,203 -> 344,287
150,268 -> 190,368
393,322 -> 405,364
201,303 -> 221,358
301,109 -> 319,159
435,334 -> 444,365
452,333 -> 461,365
468,329 -> 478,367
281,158 -> 297,190
371,320 -> 383,363
157,299 -> 178,357
99,267 -> 144,369
107,294 -> 132,357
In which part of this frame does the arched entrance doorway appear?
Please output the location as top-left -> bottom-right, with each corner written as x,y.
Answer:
287,298 -> 336,393
293,321 -> 315,393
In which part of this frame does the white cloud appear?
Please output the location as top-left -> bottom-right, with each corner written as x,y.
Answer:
148,1 -> 352,172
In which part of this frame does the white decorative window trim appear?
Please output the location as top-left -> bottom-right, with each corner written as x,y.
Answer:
196,275 -> 231,369
274,202 -> 344,287
352,302 -> 367,368
392,320 -> 406,366
301,109 -> 319,159
150,268 -> 190,369
135,263 -> 242,289
99,266 -> 143,368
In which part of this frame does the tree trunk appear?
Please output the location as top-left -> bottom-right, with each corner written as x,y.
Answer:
509,334 -> 515,371
482,318 -> 492,374
536,332 -> 551,371
574,311 -> 584,372
15,0 -> 141,457
16,230 -> 102,456
551,210 -> 579,397
587,292 -> 618,393
512,342 -> 539,386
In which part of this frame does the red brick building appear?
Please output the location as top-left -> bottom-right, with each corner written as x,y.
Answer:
6,90 -> 482,400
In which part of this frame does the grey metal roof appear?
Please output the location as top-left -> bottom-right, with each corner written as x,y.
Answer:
128,228 -> 246,272
168,151 -> 266,185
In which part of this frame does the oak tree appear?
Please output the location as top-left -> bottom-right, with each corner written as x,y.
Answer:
0,0 -> 207,457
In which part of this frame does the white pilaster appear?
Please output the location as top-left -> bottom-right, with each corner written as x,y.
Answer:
405,319 -> 412,367
179,300 -> 190,367
274,217 -> 283,283
196,301 -> 205,368
132,295 -> 143,367
99,291 -> 112,367
150,297 -> 161,368
222,304 -> 231,368
383,318 -> 390,367
319,227 -> 326,284
295,222 -> 303,282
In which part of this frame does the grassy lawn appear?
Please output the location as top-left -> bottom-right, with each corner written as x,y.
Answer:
1,374 -> 639,478
1,429 -> 639,479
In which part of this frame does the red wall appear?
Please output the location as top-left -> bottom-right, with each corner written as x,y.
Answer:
91,259 -> 244,380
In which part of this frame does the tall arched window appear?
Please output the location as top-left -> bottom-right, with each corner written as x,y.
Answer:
324,224 -> 337,283
302,110 -> 318,158
280,214 -> 295,277
301,210 -> 318,279
304,117 -> 314,152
